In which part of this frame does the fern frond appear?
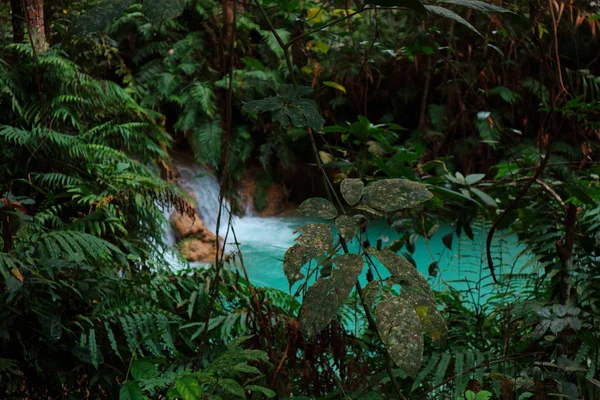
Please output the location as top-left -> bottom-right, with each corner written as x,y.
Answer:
33,172 -> 81,189
190,82 -> 216,117
36,230 -> 122,263
260,29 -> 291,57
190,119 -> 222,167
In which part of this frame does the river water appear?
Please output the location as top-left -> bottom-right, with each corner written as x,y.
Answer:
163,159 -> 532,305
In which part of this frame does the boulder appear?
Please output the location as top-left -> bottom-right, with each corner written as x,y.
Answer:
170,210 -> 208,240
258,183 -> 288,216
180,239 -> 220,262
199,229 -> 218,243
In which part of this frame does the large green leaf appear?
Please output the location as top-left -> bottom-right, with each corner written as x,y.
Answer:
244,96 -> 285,113
295,224 -> 333,253
246,385 -> 276,398
424,5 -> 482,37
470,187 -> 498,208
401,287 -> 447,345
143,0 -> 186,23
367,248 -> 432,297
175,376 -> 202,400
299,198 -> 337,219
218,378 -> 245,398
438,0 -> 512,13
362,179 -> 432,212
283,244 -> 310,288
340,178 -> 364,206
131,361 -> 157,380
283,224 -> 333,288
73,0 -> 134,35
243,86 -> 325,131
295,99 -> 326,131
376,295 -> 424,377
299,254 -> 364,337
119,382 -> 143,400
365,0 -> 427,15
335,215 -> 358,241
465,173 -> 486,185
367,248 -> 446,345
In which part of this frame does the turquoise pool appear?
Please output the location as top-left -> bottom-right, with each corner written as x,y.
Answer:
229,215 -> 529,302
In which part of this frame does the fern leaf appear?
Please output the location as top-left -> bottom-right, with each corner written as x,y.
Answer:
104,322 -> 122,360
190,82 -> 216,118
37,231 -> 122,263
412,352 -> 441,391
454,351 -> 467,398
434,353 -> 452,387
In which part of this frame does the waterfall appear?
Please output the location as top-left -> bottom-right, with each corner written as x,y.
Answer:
162,155 -> 303,288
171,157 -> 230,233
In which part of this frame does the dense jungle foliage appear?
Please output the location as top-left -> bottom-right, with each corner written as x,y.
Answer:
1,0 -> 600,398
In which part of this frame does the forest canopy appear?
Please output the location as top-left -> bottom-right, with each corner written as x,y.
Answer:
1,0 -> 600,399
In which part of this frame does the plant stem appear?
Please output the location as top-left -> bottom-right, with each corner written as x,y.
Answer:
252,0 -> 297,87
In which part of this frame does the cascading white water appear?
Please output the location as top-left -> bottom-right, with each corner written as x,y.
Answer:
172,158 -> 230,233
163,155 -> 307,289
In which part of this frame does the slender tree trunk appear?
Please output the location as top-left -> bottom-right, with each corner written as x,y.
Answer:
24,0 -> 48,52
10,0 -> 25,43
222,0 -> 235,59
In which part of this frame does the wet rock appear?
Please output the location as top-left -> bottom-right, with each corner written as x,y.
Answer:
179,238 -> 221,262
170,209 -> 208,240
168,191 -> 226,263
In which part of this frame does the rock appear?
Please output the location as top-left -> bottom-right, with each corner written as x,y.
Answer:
169,198 -> 226,262
170,209 -> 208,240
238,167 -> 291,217
180,239 -> 220,262
258,183 -> 288,217
199,230 -> 218,243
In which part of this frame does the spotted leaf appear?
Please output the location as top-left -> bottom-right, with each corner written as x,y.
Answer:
335,215 -> 357,241
367,248 -> 432,297
299,254 -> 364,337
299,198 -> 337,219
340,179 -> 364,206
376,294 -> 424,377
362,179 -> 432,212
283,224 -> 333,288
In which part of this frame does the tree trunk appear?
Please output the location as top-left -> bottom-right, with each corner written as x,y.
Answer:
24,0 -> 48,52
10,0 -> 25,43
222,0 -> 235,55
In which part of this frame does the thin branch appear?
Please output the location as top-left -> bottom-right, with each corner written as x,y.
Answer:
253,0 -> 297,87
534,178 -> 566,210
548,0 -> 567,96
284,8 -> 366,49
